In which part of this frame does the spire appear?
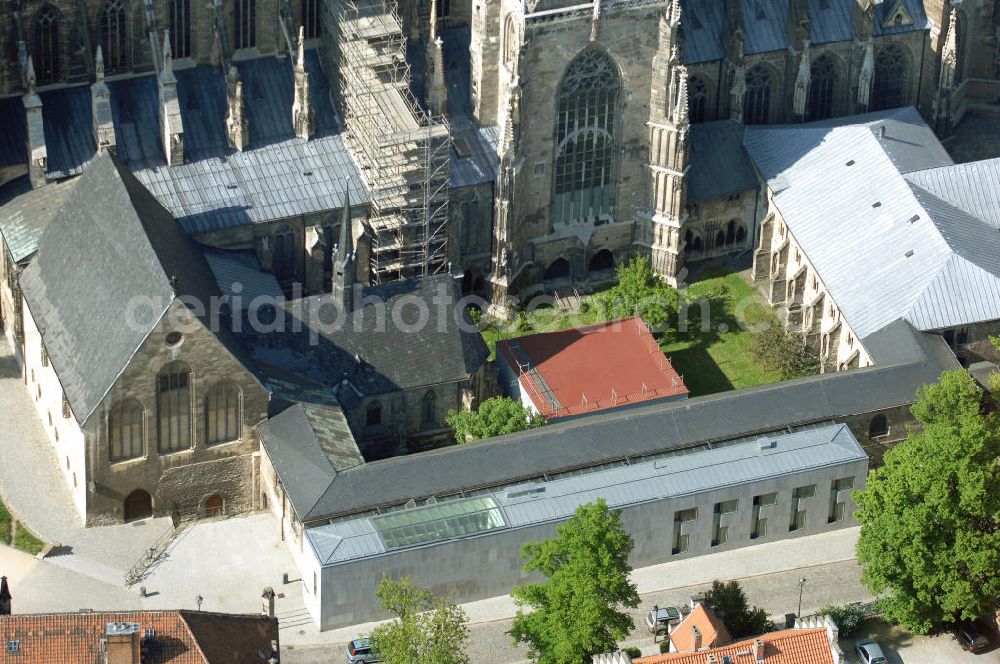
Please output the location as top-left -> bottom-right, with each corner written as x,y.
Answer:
292,26 -> 314,140
939,7 -> 958,90
858,37 -> 873,108
429,0 -> 438,42
25,55 -> 36,96
332,186 -> 356,311
338,186 -> 353,260
429,36 -> 447,115
793,40 -> 810,117
296,24 -> 306,70
672,66 -> 689,125
95,44 -> 105,83
161,31 -> 176,84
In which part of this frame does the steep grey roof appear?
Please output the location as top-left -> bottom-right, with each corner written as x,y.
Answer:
203,248 -> 284,309
741,0 -> 790,54
809,0 -> 854,44
0,176 -> 79,263
260,402 -> 364,517
303,350 -> 947,521
107,74 -> 162,169
904,158 -> 1000,230
307,422 -> 868,565
743,108 -> 1000,338
39,84 -> 96,178
18,153 -> 229,424
860,318 -> 961,368
873,0 -> 927,36
0,96 -> 27,167
681,0 -> 726,64
238,274 -> 489,405
688,120 -> 757,201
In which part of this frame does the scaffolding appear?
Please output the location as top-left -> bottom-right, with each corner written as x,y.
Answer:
322,0 -> 451,284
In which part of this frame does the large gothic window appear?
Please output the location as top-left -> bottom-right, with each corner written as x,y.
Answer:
235,0 -> 256,49
808,55 -> 836,120
743,65 -> 771,125
302,0 -> 321,38
100,0 -> 129,73
157,361 -> 192,453
421,390 -> 437,429
873,45 -> 907,111
502,15 -> 517,65
552,50 -> 620,226
689,76 -> 707,123
33,6 -> 60,84
109,400 -> 144,462
168,0 -> 192,59
955,11 -> 967,83
205,382 -> 241,444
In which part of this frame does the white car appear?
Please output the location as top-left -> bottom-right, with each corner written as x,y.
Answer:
644,606 -> 681,634
855,639 -> 888,664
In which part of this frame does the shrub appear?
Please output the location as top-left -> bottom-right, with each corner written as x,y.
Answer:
623,646 -> 641,658
706,579 -> 772,638
578,301 -> 591,314
659,640 -> 670,653
819,603 -> 867,638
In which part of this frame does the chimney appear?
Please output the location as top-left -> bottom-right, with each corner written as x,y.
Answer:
753,638 -> 765,662
692,624 -> 703,651
104,622 -> 141,664
0,575 -> 11,615
158,31 -> 184,165
23,57 -> 47,188
262,587 -> 276,618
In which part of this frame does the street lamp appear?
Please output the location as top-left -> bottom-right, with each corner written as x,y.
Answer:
797,577 -> 807,619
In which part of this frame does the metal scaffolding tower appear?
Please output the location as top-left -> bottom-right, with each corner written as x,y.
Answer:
322,0 -> 451,284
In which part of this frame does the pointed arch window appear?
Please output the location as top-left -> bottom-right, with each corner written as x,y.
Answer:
303,0 -> 321,39
367,400 -> 383,426
205,382 -> 241,444
33,6 -> 60,84
808,55 -> 836,120
873,45 -> 907,110
421,390 -> 437,429
157,361 -> 192,452
743,65 -> 771,125
168,0 -> 192,59
109,399 -> 144,461
553,50 -> 620,226
954,11 -> 967,83
100,0 -> 129,73
235,0 -> 256,49
689,77 -> 707,123
502,15 -> 517,65
273,229 -> 296,280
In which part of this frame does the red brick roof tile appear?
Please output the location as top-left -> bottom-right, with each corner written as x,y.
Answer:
637,627 -> 835,664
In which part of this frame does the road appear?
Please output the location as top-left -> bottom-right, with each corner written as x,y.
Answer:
282,557 -> 870,663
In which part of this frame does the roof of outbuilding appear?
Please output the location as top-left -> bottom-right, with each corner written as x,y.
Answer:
668,605 -> 731,653
0,176 -> 79,263
688,120 -> 757,201
637,628 -> 834,664
904,157 -> 1000,229
18,153 -> 235,425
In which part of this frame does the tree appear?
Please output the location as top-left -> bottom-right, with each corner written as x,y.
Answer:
369,576 -> 470,664
705,580 -> 770,638
446,396 -> 545,443
855,370 -> 1000,634
750,323 -> 818,378
509,499 -> 640,664
598,255 -> 678,331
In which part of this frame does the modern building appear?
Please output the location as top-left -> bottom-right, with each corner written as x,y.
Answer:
0,610 -> 279,663
496,317 -> 688,421
299,422 -> 868,629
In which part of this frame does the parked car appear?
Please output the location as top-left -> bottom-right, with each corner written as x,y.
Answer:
644,605 -> 682,635
855,639 -> 888,664
956,621 -> 991,653
347,637 -> 381,663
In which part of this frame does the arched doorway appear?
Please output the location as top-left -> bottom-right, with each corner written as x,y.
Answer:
736,225 -> 747,244
123,489 -> 153,522
691,235 -> 704,254
543,258 -> 571,281
588,249 -> 614,273
204,494 -> 224,517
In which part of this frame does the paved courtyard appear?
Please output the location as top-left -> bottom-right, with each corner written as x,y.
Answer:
840,620 -> 1000,664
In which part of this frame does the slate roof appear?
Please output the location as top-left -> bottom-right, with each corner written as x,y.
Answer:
203,248 -> 284,309
108,74 -> 163,168
0,176 -> 79,263
18,153 -> 236,425
0,610 -> 278,664
305,423 -> 868,564
39,84 -> 96,177
744,107 -> 1000,338
688,120 -> 757,201
637,628 -> 835,664
0,95 -> 27,167
302,346 -> 947,522
237,273 -> 488,409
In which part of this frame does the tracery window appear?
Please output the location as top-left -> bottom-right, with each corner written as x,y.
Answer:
808,55 -> 835,120
303,0 -> 321,39
157,361 -> 192,453
421,390 -> 437,429
873,45 -> 907,111
689,76 -> 707,123
552,50 -> 620,226
168,0 -> 192,59
205,382 -> 241,444
234,0 -> 256,49
33,6 -> 60,84
109,400 -> 144,461
100,0 -> 129,73
743,65 -> 771,125
502,15 -> 517,66
955,11 -> 966,83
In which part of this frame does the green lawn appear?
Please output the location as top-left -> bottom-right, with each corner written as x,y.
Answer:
0,497 -> 45,555
481,267 -> 788,397
0,501 -> 10,546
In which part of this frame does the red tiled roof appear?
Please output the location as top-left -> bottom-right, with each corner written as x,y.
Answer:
636,628 -> 835,664
496,317 -> 688,420
669,605 -> 732,653
0,610 -> 278,664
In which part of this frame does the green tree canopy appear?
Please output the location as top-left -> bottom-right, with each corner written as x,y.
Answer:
704,580 -> 770,638
446,396 -> 545,443
855,370 -> 1000,633
509,499 -> 640,664
598,255 -> 678,331
369,576 -> 470,664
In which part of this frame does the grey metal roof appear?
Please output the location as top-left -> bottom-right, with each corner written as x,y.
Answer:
39,84 -> 96,178
203,248 -> 284,308
809,0 -> 855,45
873,0 -> 927,36
259,402 -> 365,517
743,107 -> 1000,338
0,176 -> 79,263
175,65 -> 230,160
303,348 -> 947,522
681,0 -> 726,64
742,0 -> 789,54
904,158 -> 1000,230
0,96 -> 27,167
305,422 -> 867,565
108,74 -> 164,169
688,120 -> 757,201
18,153 -> 230,425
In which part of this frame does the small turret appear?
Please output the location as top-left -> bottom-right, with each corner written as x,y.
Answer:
332,187 -> 356,312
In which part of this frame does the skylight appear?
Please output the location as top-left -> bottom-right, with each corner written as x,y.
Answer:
371,496 -> 507,550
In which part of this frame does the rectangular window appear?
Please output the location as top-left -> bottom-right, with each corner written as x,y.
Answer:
672,508 -> 696,555
751,492 -> 776,540
828,477 -> 854,524
234,0 -> 256,49
789,485 -> 814,532
711,500 -> 738,547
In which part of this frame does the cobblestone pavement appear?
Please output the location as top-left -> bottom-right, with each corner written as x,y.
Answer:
0,337 -> 169,585
841,620 -> 1000,664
